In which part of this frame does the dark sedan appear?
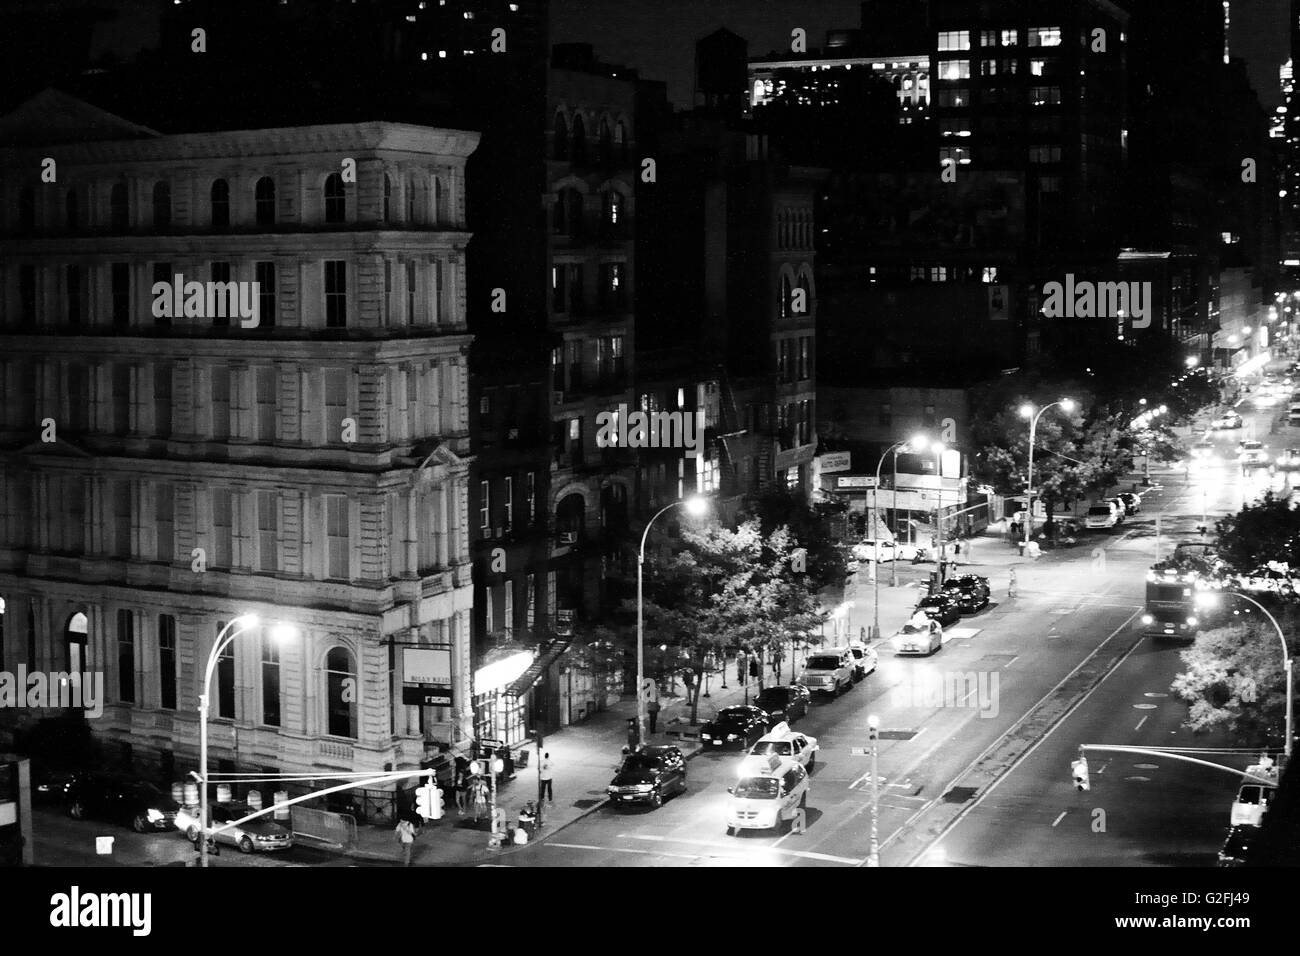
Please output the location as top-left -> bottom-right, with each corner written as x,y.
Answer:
67,774 -> 180,833
916,591 -> 961,627
606,745 -> 687,808
948,574 -> 991,613
754,685 -> 811,725
700,706 -> 770,750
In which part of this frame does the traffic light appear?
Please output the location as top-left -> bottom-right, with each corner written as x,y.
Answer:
416,781 -> 441,819
1071,757 -> 1090,792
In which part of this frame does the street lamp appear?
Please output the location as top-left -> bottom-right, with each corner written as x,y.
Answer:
872,435 -> 929,638
1196,591 -> 1293,759
199,613 -> 299,868
1018,399 -> 1075,551
1186,356 -> 1200,368
637,495 -> 710,747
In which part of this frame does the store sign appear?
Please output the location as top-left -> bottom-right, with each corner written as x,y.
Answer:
817,452 -> 852,474
403,647 -> 452,707
402,686 -> 453,707
837,475 -> 878,489
404,648 -> 452,685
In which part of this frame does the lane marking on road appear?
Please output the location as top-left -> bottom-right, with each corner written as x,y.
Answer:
620,833 -> 864,865
896,607 -> 1143,865
1143,692 -> 1169,698
1051,811 -> 1068,827
1134,703 -> 1157,710
1134,715 -> 1148,732
547,842 -> 723,862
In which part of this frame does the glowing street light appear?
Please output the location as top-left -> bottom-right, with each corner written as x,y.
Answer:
1020,400 -> 1075,549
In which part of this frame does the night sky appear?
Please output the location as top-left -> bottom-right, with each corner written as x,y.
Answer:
14,0 -> 1299,112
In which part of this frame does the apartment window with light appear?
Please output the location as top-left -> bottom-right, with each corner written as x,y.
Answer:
937,88 -> 969,108
937,59 -> 970,81
1028,26 -> 1062,47
937,31 -> 970,51
1030,59 -> 1046,76
940,119 -> 971,137
983,266 -> 999,283
939,146 -> 970,165
1032,86 -> 1062,107
1001,29 -> 1019,46
979,30 -> 996,47
980,59 -> 998,77
930,266 -> 947,282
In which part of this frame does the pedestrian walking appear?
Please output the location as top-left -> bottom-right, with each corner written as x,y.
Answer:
647,697 -> 661,734
454,756 -> 469,813
395,817 -> 416,867
539,752 -> 554,802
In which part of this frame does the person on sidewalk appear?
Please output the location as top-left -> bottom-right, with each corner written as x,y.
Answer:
647,697 -> 661,734
395,817 -> 416,867
539,752 -> 554,802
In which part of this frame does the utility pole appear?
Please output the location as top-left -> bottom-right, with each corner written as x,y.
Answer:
867,715 -> 880,867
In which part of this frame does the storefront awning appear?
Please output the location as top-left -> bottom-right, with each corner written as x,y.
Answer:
506,640 -> 572,698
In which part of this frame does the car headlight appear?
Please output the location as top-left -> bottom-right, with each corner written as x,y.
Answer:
726,734 -> 739,741
701,733 -> 712,740
147,808 -> 164,823
1187,617 -> 1198,626
1141,614 -> 1154,625
634,783 -> 654,792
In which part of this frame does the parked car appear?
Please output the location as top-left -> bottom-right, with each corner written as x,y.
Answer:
175,801 -> 294,852
1116,492 -> 1143,516
66,773 -> 180,833
725,757 -> 810,835
1210,410 -> 1243,430
754,685 -> 812,724
605,745 -> 687,809
1106,498 -> 1127,524
738,722 -> 819,776
797,648 -> 856,697
32,768 -> 92,806
1085,503 -> 1119,529
851,539 -> 918,563
701,706 -> 771,750
891,618 -> 944,656
1217,826 -> 1253,867
846,642 -> 879,680
915,591 -> 961,627
948,574 -> 991,612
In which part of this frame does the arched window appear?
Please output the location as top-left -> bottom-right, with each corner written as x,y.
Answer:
780,274 -> 793,318
65,189 -> 79,230
19,187 -> 36,233
556,493 -> 586,540
210,179 -> 229,230
796,272 -> 812,315
571,114 -> 587,165
152,181 -> 171,229
324,173 -> 346,223
255,176 -> 276,226
324,646 -> 358,738
553,112 -> 569,160
65,611 -> 89,687
383,175 -> 393,223
110,183 -> 128,232
599,117 -> 613,166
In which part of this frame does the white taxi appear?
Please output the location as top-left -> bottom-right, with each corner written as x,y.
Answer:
725,756 -> 810,835
737,723 -> 819,776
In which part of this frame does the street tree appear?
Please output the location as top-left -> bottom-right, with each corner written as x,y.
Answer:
743,486 -> 848,593
1172,615 -> 1296,749
1214,492 -> 1300,571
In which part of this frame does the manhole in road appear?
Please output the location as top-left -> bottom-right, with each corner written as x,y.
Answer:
1133,704 -> 1158,710
943,786 -> 979,804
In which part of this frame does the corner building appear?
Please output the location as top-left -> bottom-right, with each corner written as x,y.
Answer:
0,90 -> 479,781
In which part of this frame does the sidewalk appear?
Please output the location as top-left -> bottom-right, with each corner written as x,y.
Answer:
345,674 -> 758,866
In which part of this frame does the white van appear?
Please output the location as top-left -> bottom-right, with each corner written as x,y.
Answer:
725,756 -> 810,834
1084,503 -> 1119,529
